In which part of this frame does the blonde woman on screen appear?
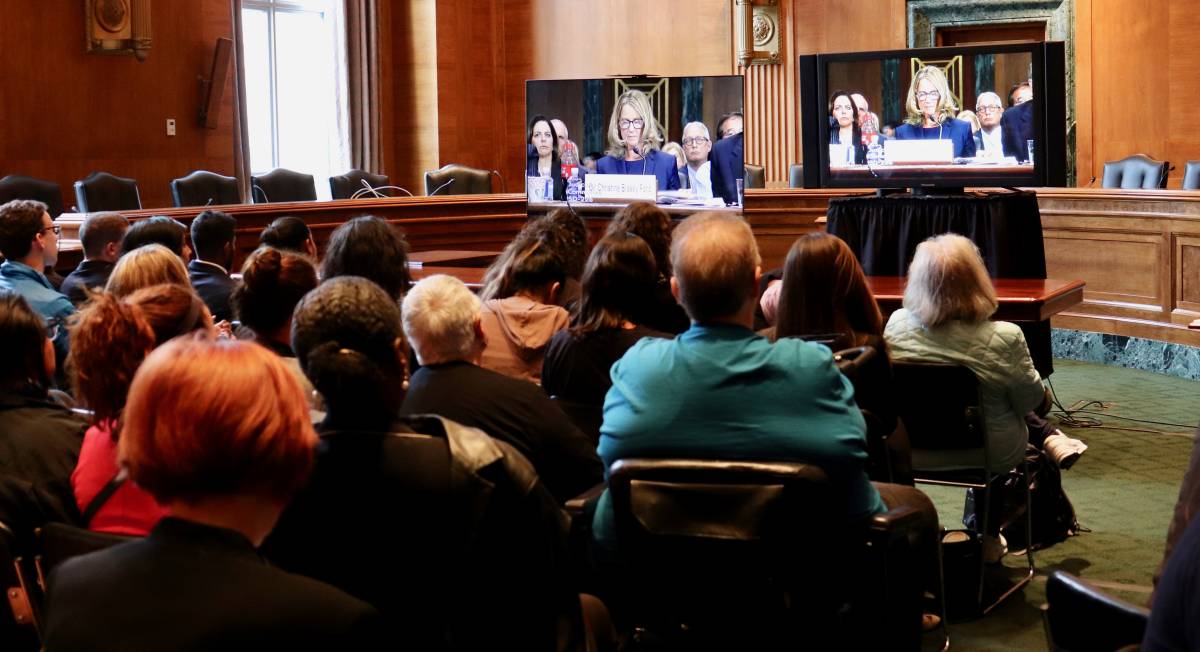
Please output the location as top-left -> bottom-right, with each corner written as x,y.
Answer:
594,89 -> 681,191
893,66 -> 977,158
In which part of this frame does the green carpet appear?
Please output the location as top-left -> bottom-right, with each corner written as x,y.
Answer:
920,359 -> 1200,651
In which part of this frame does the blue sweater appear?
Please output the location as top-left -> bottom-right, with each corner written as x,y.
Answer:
591,323 -> 884,550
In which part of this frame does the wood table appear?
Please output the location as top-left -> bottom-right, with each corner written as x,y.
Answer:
410,266 -> 486,289
866,277 -> 1086,322
407,250 -> 501,267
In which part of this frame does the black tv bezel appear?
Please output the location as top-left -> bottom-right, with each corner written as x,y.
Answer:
800,41 -> 1066,190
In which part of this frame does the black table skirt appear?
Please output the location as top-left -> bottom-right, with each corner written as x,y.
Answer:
827,191 -> 1053,376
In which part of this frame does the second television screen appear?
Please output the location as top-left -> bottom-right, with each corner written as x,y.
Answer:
525,76 -> 744,212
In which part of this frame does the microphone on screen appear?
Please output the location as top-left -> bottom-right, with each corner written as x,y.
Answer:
429,178 -> 455,196
204,197 -> 215,206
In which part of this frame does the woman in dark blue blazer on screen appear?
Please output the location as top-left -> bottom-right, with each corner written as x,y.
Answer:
828,90 -> 866,165
893,66 -> 977,159
526,114 -> 565,201
595,90 -> 681,192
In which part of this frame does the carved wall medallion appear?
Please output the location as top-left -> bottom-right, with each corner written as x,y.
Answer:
85,0 -> 151,61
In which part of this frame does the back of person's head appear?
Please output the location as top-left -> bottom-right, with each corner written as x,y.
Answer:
68,293 -> 156,424
79,212 -> 129,260
107,243 -> 190,298
292,276 -> 405,414
259,216 -> 312,253
573,232 -> 657,334
232,247 -> 318,337
121,216 -> 188,258
776,233 -> 882,347
903,233 -> 998,328
189,209 -> 237,262
0,199 -> 48,262
607,201 -> 673,279
402,274 -> 482,365
0,290 -> 53,392
670,212 -> 760,323
542,208 -> 589,279
320,216 -> 410,300
480,218 -> 549,301
118,338 -> 316,505
506,236 -> 566,297
125,283 -> 214,345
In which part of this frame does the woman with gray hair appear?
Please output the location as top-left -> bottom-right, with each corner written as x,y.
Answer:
884,233 -> 1085,560
594,89 -> 681,191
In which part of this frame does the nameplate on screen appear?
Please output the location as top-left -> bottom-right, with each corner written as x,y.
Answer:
585,174 -> 657,202
884,139 -> 954,165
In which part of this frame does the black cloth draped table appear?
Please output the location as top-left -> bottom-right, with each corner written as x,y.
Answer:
826,191 -> 1053,376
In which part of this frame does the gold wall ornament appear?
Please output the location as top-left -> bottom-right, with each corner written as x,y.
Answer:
735,0 -> 781,67
614,78 -> 671,138
85,0 -> 152,61
911,55 -> 964,112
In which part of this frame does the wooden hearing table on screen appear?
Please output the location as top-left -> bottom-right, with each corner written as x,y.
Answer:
827,162 -> 1033,183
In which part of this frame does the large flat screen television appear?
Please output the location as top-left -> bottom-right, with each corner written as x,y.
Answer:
524,76 -> 745,213
798,41 -> 1066,190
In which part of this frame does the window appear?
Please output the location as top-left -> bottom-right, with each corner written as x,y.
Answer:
242,0 -> 349,200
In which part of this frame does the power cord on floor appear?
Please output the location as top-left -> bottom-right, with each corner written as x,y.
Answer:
1046,376 -> 1196,434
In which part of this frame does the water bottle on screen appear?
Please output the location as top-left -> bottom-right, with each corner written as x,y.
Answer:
560,142 -> 579,181
862,116 -> 884,167
566,168 -> 585,204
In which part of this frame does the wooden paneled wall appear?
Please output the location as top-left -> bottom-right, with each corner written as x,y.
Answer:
0,0 -> 235,210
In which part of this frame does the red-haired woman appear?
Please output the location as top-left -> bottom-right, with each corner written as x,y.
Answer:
43,338 -> 379,649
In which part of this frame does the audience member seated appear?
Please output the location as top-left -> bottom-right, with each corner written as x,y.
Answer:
261,277 -> 591,650
0,199 -> 73,369
591,213 -> 936,556
594,90 -> 681,192
119,215 -> 192,260
187,209 -> 238,322
542,232 -> 670,411
259,215 -> 318,259
540,208 -> 589,313
399,274 -> 602,503
105,243 -> 191,299
1145,515 -> 1200,650
477,232 -> 569,384
0,290 -> 85,529
60,212 -> 128,305
43,338 -> 381,650
884,233 -> 1086,560
231,247 -> 319,405
68,285 -> 213,536
319,215 -> 410,301
766,233 -> 912,484
604,202 -> 689,334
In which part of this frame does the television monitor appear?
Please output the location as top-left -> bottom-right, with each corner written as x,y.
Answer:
524,76 -> 745,213
798,41 -> 1066,190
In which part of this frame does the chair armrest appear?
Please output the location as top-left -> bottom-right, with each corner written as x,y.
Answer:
1044,570 -> 1149,651
868,504 -> 922,535
565,483 -> 605,520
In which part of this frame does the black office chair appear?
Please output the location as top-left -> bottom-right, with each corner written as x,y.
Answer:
73,172 -> 142,212
423,164 -> 492,195
788,164 -> 804,188
0,175 -> 65,217
893,360 -> 1035,619
0,519 -> 40,651
744,163 -> 766,189
34,522 -> 132,591
330,169 -> 391,200
169,170 -> 241,207
608,458 -> 929,650
1041,570 -> 1149,652
1183,160 -> 1200,190
1101,154 -> 1169,189
251,168 -> 317,203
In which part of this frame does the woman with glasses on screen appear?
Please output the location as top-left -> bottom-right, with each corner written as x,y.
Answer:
526,114 -> 565,201
595,90 -> 681,191
894,66 -> 977,159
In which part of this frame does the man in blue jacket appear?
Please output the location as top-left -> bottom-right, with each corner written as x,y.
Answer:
0,199 -> 74,367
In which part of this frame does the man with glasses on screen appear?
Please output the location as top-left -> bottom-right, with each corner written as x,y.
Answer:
974,92 -> 1005,156
680,122 -> 714,199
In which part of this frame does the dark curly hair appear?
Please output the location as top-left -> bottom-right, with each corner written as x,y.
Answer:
68,293 -> 156,425
542,208 -> 589,279
232,247 -> 318,337
606,201 -> 673,279
320,216 -> 410,300
292,276 -> 404,416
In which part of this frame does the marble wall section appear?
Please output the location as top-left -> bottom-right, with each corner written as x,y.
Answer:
1053,328 -> 1200,381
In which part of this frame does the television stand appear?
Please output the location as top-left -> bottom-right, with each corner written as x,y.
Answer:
909,186 -> 965,197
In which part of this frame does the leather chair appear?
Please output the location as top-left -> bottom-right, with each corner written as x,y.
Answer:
424,164 -> 492,195
73,172 -> 142,212
330,169 -> 391,200
1041,570 -> 1149,652
33,522 -> 132,589
0,175 -> 64,217
1183,160 -> 1200,190
893,360 -> 1035,618
0,519 -> 40,651
607,458 -> 929,650
250,168 -> 317,203
169,170 -> 241,207
1101,154 -> 1169,189
744,163 -> 766,189
788,164 -> 804,188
